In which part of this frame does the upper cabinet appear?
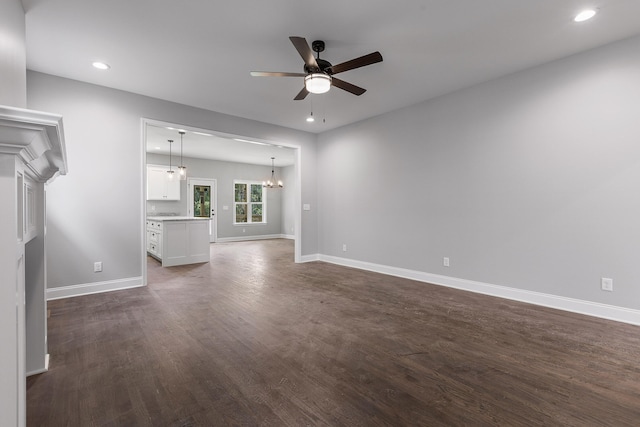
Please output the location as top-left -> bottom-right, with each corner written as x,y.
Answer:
147,164 -> 180,200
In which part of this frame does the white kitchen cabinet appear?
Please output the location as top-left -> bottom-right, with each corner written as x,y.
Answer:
147,164 -> 180,200
146,219 -> 163,260
0,106 -> 67,427
146,217 -> 209,267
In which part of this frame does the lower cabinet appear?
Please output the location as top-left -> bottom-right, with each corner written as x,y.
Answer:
146,219 -> 209,267
146,220 -> 162,260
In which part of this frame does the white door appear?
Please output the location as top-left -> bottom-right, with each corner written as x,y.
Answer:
187,178 -> 217,243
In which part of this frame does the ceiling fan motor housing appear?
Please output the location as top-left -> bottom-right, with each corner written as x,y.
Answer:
305,58 -> 333,74
304,40 -> 333,74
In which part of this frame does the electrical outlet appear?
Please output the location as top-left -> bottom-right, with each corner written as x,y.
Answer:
342,244 -> 347,252
242,228 -> 246,233
601,278 -> 613,292
94,261 -> 103,272
151,205 -> 156,211
443,257 -> 450,267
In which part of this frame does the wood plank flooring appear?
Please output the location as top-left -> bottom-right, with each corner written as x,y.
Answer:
27,239 -> 640,426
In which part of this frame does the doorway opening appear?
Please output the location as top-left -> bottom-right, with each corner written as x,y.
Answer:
141,118 -> 302,285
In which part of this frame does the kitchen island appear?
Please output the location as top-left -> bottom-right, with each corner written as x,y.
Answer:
146,216 -> 210,267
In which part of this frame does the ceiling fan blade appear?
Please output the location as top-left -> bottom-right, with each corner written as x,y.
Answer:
250,71 -> 306,77
294,87 -> 309,100
289,36 -> 319,71
331,77 -> 366,96
327,51 -> 383,75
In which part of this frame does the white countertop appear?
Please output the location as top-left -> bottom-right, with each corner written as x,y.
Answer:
147,216 -> 209,221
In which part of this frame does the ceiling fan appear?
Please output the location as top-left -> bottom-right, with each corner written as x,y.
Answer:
250,36 -> 383,100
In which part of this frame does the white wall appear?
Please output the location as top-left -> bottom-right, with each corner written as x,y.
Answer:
27,72 -> 318,290
317,35 -> 640,312
0,2 -> 26,425
0,0 -> 26,107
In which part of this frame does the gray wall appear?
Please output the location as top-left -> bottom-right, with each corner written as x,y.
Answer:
317,35 -> 640,310
281,165 -> 296,236
146,153 -> 290,239
0,0 -> 26,107
27,72 -> 318,289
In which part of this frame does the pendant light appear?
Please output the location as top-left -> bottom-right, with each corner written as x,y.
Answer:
306,98 -> 315,122
178,131 -> 187,180
166,139 -> 175,180
263,157 -> 283,188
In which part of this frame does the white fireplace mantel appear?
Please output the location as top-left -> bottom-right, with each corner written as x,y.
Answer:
0,104 -> 67,427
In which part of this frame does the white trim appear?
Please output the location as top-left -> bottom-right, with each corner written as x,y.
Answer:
281,234 -> 295,240
46,277 -> 143,301
319,255 -> 640,326
26,354 -> 49,377
299,253 -> 320,263
216,234 -> 288,243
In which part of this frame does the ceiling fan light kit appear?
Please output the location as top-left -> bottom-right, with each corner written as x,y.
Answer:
305,73 -> 331,94
251,36 -> 383,100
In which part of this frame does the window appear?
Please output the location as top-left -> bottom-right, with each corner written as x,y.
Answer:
234,181 -> 265,224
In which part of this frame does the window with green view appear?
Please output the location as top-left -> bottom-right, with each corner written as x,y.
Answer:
234,181 -> 265,224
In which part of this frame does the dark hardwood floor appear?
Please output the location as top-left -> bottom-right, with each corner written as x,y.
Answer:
27,239 -> 640,426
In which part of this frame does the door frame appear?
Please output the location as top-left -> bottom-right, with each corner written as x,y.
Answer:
141,118 -> 303,288
187,177 -> 217,243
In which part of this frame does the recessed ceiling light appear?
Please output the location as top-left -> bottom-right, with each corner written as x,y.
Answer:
92,61 -> 110,70
192,132 -> 212,137
574,9 -> 597,22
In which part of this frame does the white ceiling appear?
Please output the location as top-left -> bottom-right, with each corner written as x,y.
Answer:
146,124 -> 296,167
22,0 -> 640,135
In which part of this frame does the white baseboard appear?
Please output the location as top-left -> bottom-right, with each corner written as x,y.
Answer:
47,276 -> 144,301
299,253 -> 320,263
319,254 -> 640,326
216,234 -> 288,243
26,354 -> 49,377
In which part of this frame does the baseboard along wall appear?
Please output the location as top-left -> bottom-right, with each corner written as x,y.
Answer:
47,277 -> 144,300
304,254 -> 640,327
47,251 -> 640,326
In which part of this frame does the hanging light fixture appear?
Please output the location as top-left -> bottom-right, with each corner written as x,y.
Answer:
263,157 -> 283,188
306,111 -> 315,122
166,139 -> 175,180
178,131 -> 187,180
304,73 -> 331,94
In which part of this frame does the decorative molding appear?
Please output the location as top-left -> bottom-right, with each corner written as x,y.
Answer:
0,105 -> 67,182
47,277 -> 143,301
319,254 -> 640,326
